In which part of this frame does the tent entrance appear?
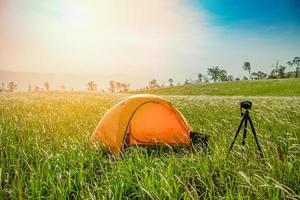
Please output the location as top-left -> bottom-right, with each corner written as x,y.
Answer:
128,102 -> 189,145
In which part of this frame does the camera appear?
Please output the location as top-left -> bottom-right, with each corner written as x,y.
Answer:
240,101 -> 252,110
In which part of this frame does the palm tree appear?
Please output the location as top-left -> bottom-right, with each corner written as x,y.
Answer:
243,62 -> 251,80
44,81 -> 50,91
198,73 -> 203,83
168,78 -> 174,87
207,66 -> 221,82
287,57 -> 300,78
7,81 -> 17,92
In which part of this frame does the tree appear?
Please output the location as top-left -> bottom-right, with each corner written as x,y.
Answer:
7,81 -> 17,92
148,79 -> 158,89
258,71 -> 267,79
242,76 -> 248,80
168,78 -> 174,87
227,75 -> 234,81
252,71 -> 267,80
287,57 -> 300,78
87,81 -> 97,92
28,84 -> 32,92
219,69 -> 228,81
243,62 -> 251,80
108,80 -> 116,93
61,85 -> 65,91
35,86 -> 40,92
184,79 -> 190,85
207,66 -> 221,82
0,83 -> 5,92
116,82 -> 121,92
44,81 -> 50,91
278,65 -> 286,78
198,73 -> 203,83
119,83 -> 129,92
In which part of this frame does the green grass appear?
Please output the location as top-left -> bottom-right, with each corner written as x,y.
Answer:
130,79 -> 300,96
1,93 -> 300,199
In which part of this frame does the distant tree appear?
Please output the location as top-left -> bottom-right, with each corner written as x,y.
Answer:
108,80 -> 115,93
198,73 -> 203,83
168,78 -> 174,87
7,81 -> 17,92
44,81 -> 50,91
116,82 -> 121,92
207,66 -> 221,82
120,83 -> 130,92
184,79 -> 190,85
243,62 -> 251,80
235,77 -> 240,81
251,72 -> 258,79
61,85 -> 65,91
28,84 -> 32,92
287,57 -> 300,78
227,75 -> 234,81
87,81 -> 97,92
219,69 -> 228,81
257,71 -> 267,79
242,76 -> 248,80
35,86 -> 40,92
1,83 -> 5,92
148,79 -> 158,89
204,76 -> 209,83
278,65 -> 286,78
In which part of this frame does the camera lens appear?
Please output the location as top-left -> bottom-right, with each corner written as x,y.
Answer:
241,101 -> 252,109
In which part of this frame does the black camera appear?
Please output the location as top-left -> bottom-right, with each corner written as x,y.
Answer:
240,101 -> 252,109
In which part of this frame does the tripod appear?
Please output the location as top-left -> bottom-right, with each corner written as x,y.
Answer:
229,109 -> 264,159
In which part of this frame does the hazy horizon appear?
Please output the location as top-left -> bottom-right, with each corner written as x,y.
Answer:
1,0 -> 300,89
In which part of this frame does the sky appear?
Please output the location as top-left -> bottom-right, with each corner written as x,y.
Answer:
0,0 -> 299,88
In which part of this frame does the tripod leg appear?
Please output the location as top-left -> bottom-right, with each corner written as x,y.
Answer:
242,117 -> 248,145
229,115 -> 246,152
248,116 -> 264,158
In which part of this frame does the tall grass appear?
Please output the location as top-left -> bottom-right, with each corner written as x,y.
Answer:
1,93 -> 299,199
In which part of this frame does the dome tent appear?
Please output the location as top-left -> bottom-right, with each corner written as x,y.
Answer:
91,94 -> 192,155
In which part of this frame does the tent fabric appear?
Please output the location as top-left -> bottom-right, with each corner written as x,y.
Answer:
91,94 -> 191,155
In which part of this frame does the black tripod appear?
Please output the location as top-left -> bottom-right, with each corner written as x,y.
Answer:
229,101 -> 264,159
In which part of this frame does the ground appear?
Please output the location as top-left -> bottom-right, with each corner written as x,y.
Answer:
1,80 -> 300,199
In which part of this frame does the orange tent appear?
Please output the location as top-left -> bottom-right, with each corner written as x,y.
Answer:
91,94 -> 192,155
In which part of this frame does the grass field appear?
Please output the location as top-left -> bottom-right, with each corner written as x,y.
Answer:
130,79 -> 300,96
1,92 -> 299,199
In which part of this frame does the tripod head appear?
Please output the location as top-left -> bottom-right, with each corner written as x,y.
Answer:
240,100 -> 252,116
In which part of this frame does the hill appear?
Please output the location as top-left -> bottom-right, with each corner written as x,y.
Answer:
130,79 -> 300,96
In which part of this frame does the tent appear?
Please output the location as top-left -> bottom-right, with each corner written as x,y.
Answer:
91,94 -> 192,155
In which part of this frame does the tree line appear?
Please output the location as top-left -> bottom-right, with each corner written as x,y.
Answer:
139,56 -> 299,90
0,80 -> 130,93
1,57 -> 299,92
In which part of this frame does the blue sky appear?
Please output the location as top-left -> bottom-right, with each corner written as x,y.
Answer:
195,0 -> 300,27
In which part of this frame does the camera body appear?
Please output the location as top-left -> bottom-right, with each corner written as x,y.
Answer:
240,100 -> 252,110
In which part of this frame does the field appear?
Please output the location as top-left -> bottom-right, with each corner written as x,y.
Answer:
131,79 -> 300,96
1,91 -> 300,199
